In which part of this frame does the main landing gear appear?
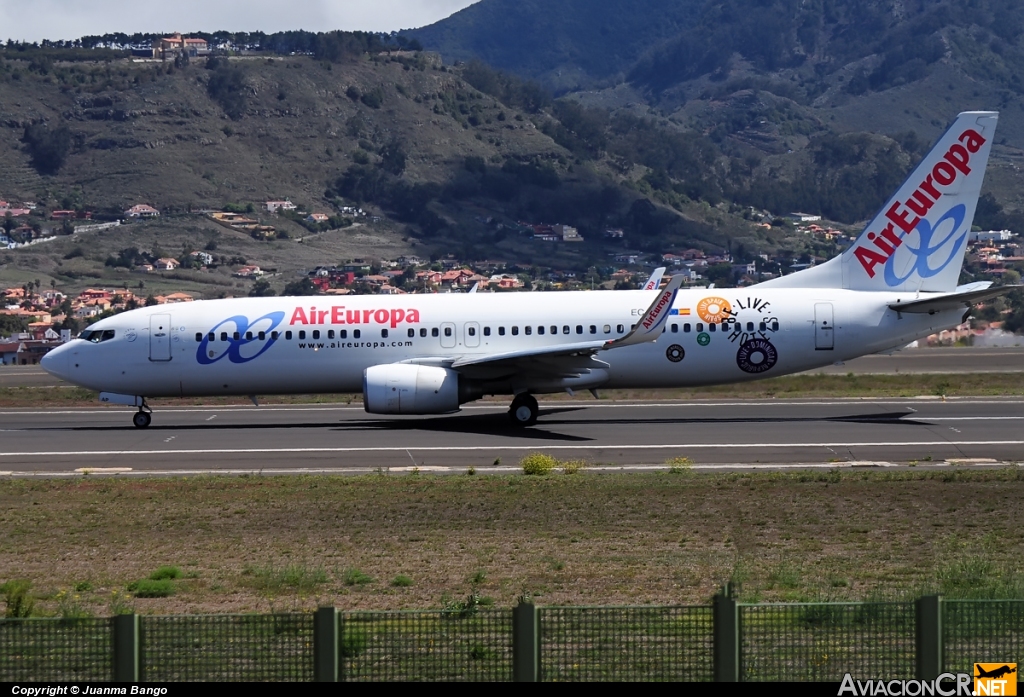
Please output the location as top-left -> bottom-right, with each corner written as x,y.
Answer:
132,400 -> 153,429
508,393 -> 539,427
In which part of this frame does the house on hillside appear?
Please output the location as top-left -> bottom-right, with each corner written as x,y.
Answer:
125,204 -> 160,218
306,213 -> 330,223
233,265 -> 263,278
265,200 -> 297,213
156,33 -> 209,58
154,258 -> 180,271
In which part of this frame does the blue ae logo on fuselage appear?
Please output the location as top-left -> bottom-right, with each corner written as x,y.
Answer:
196,311 -> 285,365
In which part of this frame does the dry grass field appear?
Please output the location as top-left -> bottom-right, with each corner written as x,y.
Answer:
2,469 -> 1023,617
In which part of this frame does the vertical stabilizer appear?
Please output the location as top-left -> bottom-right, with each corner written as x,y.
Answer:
759,111 -> 997,292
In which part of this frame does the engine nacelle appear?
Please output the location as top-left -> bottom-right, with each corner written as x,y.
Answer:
363,364 -> 461,415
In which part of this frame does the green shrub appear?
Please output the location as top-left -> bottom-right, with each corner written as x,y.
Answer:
667,456 -> 694,473
521,452 -> 557,475
561,459 -> 587,475
1,579 -> 35,618
129,579 -> 174,598
73,581 -> 93,592
340,628 -> 367,657
344,568 -> 374,586
149,566 -> 182,581
391,574 -> 413,587
245,564 -> 327,593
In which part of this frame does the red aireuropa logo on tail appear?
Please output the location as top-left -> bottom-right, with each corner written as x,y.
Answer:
852,128 -> 987,279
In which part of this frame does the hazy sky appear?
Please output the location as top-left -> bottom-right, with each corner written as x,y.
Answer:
0,0 -> 480,43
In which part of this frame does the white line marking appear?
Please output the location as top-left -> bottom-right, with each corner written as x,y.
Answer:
3,461 -> 1019,478
1,441 -> 1022,458
74,467 -> 132,473
206,415 -> 217,421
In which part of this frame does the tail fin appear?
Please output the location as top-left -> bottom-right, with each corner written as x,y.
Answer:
759,111 -> 998,292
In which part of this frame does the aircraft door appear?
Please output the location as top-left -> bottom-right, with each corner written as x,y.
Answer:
464,322 -> 480,348
149,314 -> 172,361
814,303 -> 834,350
440,322 -> 456,349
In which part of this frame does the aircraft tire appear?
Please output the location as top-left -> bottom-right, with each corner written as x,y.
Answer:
133,411 -> 152,429
508,394 -> 538,427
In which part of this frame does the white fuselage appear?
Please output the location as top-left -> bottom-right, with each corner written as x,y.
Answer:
42,287 -> 962,399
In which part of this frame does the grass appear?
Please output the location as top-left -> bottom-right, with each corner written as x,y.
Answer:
3,470 -> 1024,613
3,372 -> 1024,408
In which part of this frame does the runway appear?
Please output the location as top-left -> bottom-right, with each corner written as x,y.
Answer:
1,398 -> 1023,476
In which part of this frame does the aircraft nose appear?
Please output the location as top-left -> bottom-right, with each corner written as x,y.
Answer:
40,343 -> 70,381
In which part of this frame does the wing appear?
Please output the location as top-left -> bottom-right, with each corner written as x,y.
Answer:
889,284 -> 1021,314
643,267 -> 666,290
447,275 -> 685,381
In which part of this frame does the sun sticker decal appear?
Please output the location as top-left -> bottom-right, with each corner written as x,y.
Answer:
696,296 -> 732,324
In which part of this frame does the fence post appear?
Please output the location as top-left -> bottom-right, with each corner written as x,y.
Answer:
314,606 -> 339,682
112,614 -> 139,682
714,588 -> 740,682
916,595 -> 943,680
513,602 -> 539,682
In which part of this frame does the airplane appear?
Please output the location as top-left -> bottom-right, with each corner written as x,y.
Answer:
41,111 -> 1019,429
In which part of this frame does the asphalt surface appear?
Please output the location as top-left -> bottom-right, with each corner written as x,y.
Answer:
1,398 -> 1022,476
2,346 -> 1022,390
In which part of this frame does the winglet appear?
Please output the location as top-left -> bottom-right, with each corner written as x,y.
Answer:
604,274 -> 684,349
643,267 -> 666,290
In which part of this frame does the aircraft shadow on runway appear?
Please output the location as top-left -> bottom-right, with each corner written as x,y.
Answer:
54,408 -> 928,443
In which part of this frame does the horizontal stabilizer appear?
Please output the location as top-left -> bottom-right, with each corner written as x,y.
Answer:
888,285 -> 1021,314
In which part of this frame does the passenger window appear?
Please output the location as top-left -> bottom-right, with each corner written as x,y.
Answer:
484,327 -> 491,336
408,328 -> 415,338
525,326 -> 532,335
285,331 -> 292,340
590,325 -> 597,334
512,326 -> 519,336
468,327 -> 476,336
563,326 -> 570,334
746,322 -> 754,331
709,324 -> 716,333
576,325 -> 583,334
420,328 -> 427,338
671,324 -> 678,333
195,332 -> 202,342
537,326 -> 544,335
759,322 -> 766,331
258,331 -> 266,341
499,327 -> 506,336
684,324 -> 691,333
271,331 -> 279,340
382,329 -> 388,338
444,327 -> 452,337
233,332 -> 240,341
328,330 -> 335,339
771,321 -> 779,331
354,329 -> 361,339
221,332 -> 228,341
551,326 -> 558,335
617,324 -> 624,333
603,325 -> 611,334
312,330 -> 320,340
696,323 -> 704,332
246,331 -> 254,340
432,327 -> 439,337
340,330 -> 347,339
299,331 -> 306,340
208,332 -> 215,341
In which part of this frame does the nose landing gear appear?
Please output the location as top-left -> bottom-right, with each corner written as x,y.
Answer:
508,393 -> 539,427
132,400 -> 153,428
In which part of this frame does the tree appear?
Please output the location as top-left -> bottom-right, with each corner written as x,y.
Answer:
248,278 -> 276,297
22,122 -> 72,175
283,277 -> 318,295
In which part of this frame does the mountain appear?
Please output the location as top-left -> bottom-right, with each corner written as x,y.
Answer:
406,0 -> 703,90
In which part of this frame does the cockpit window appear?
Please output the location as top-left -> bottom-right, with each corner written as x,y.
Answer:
80,329 -> 115,343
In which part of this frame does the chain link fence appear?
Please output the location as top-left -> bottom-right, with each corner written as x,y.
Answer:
740,602 -> 917,681
140,614 -> 313,681
0,618 -> 112,682
339,609 -> 512,681
538,605 -> 713,681
944,600 -> 1024,675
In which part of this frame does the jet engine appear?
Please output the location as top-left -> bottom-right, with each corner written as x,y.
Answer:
363,364 -> 461,415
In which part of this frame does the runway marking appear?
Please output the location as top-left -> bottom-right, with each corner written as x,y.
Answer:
2,461 -> 1017,478
1,441 -> 1022,458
